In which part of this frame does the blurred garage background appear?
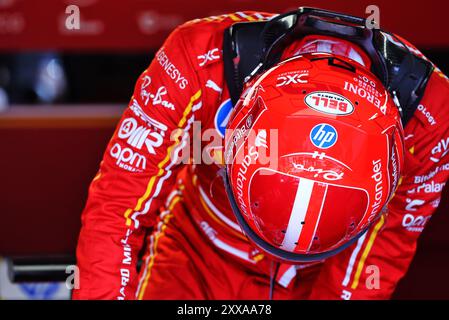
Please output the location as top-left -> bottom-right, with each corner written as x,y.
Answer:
0,0 -> 448,299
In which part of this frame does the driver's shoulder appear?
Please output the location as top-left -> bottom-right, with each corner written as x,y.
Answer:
175,12 -> 274,70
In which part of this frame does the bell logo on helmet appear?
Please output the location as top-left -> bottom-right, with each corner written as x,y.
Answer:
309,124 -> 338,149
305,92 -> 354,116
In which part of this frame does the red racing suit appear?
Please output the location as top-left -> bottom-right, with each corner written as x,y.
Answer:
73,12 -> 449,300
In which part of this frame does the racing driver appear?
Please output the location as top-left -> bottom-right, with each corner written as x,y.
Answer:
73,7 -> 449,300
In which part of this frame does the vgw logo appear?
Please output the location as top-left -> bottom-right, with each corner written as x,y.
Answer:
310,123 -> 338,149
214,99 -> 233,137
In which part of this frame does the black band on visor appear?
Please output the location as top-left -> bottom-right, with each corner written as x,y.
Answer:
220,169 -> 372,263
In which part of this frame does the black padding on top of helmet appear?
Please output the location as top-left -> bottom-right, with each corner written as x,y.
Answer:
222,7 -> 433,127
223,21 -> 267,107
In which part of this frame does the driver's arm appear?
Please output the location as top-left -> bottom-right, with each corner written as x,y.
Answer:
72,24 -> 202,300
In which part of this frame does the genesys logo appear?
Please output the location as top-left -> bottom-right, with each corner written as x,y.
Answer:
118,117 -> 165,155
310,123 -> 338,149
110,143 -> 147,172
155,48 -> 188,89
305,91 -> 354,116
402,213 -> 430,233
276,70 -> 308,87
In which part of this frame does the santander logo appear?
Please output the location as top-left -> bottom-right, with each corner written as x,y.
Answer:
305,91 -> 354,116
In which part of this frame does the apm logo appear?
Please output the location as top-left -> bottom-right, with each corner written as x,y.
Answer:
310,123 -> 338,149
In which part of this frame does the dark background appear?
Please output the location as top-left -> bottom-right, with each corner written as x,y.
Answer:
0,0 -> 448,299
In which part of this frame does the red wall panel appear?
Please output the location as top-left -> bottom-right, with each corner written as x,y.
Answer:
1,0 -> 448,51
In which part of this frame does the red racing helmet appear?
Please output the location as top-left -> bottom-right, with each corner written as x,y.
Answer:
223,52 -> 405,263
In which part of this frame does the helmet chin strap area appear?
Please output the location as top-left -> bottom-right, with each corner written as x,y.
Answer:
269,260 -> 280,300
219,168 -> 373,263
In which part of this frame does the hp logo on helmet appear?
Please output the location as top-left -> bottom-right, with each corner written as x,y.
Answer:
310,124 -> 338,149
